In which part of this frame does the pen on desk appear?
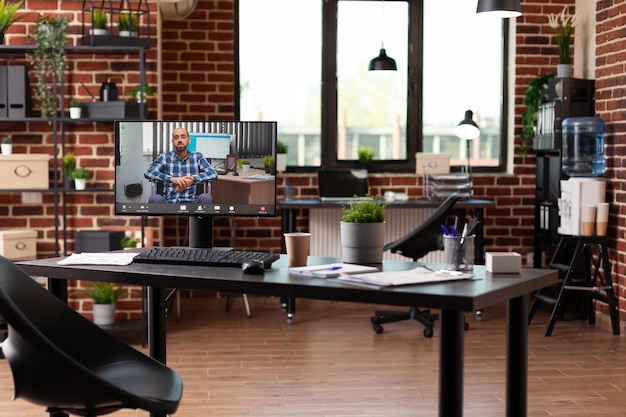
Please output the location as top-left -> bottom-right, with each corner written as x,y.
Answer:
440,225 -> 449,236
451,226 -> 456,236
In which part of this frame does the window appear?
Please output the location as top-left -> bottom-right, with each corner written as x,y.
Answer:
238,0 -> 507,172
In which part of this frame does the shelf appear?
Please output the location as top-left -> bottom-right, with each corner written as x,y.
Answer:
0,45 -> 148,56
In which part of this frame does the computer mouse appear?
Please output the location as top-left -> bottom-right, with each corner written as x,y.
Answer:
242,259 -> 265,274
232,172 -> 239,176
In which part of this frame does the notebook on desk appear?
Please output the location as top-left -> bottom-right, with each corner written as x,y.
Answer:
318,169 -> 370,201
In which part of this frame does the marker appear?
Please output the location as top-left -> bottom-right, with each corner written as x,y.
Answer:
440,225 -> 449,236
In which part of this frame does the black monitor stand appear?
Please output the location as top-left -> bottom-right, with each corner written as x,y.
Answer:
189,215 -> 214,249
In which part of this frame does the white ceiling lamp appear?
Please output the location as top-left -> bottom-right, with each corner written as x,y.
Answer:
476,0 -> 522,18
158,0 -> 198,20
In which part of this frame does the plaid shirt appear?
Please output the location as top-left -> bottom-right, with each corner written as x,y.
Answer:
144,151 -> 217,203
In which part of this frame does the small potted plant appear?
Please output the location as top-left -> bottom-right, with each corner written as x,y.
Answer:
117,11 -> 138,37
1,136 -> 12,155
276,140 -> 288,172
90,9 -> 108,35
62,153 -> 76,187
0,0 -> 25,44
358,146 -> 375,168
340,192 -> 386,264
70,167 -> 91,190
548,6 -> 578,78
130,84 -> 154,103
263,154 -> 275,174
120,235 -> 137,249
74,282 -> 124,326
238,159 -> 251,172
69,100 -> 81,119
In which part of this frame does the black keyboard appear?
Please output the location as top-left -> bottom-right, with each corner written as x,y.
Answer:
133,247 -> 280,268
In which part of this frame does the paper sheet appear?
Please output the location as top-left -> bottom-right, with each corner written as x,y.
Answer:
57,252 -> 139,266
337,266 -> 474,288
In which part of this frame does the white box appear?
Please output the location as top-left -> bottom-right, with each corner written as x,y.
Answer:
0,154 -> 49,189
0,229 -> 37,260
486,252 -> 521,274
415,153 -> 450,174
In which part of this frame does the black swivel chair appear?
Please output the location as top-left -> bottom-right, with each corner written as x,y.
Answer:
0,256 -> 183,417
370,193 -> 461,337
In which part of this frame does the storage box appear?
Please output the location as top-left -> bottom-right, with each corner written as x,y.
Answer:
0,154 -> 49,189
80,102 -> 148,119
0,229 -> 37,260
415,153 -> 451,174
75,231 -> 125,253
486,252 -> 522,274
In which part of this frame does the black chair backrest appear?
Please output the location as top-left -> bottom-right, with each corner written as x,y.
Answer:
0,256 -> 182,416
384,194 -> 461,261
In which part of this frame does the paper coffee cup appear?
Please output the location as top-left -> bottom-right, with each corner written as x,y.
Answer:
596,203 -> 609,236
284,232 -> 311,267
581,205 -> 596,236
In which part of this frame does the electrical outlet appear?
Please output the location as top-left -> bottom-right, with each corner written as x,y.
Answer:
21,192 -> 43,204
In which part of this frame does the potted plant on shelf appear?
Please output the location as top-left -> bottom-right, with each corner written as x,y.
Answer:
70,167 -> 91,190
75,282 -> 124,326
69,100 -> 81,119
276,140 -> 288,173
548,6 -> 578,78
340,192 -> 386,264
238,159 -> 251,172
90,9 -> 108,35
1,136 -> 12,155
358,146 -> 375,169
0,0 -> 25,44
117,11 -> 138,37
263,154 -> 275,174
130,84 -> 154,103
520,73 -> 554,156
27,15 -> 68,123
61,152 -> 76,188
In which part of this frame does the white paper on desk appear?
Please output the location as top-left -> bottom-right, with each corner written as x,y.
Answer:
337,266 -> 474,287
57,252 -> 139,266
247,174 -> 274,180
289,263 -> 379,278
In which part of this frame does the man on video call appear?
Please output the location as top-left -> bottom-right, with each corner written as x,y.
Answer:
144,127 -> 218,204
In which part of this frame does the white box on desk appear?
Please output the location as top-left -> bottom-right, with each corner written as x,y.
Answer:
0,154 -> 49,189
0,229 -> 37,260
486,252 -> 521,274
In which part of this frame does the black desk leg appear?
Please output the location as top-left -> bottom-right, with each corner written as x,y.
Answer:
439,309 -> 464,417
147,285 -> 167,417
507,294 -> 528,417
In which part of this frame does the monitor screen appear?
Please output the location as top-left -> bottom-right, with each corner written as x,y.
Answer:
114,120 -> 277,217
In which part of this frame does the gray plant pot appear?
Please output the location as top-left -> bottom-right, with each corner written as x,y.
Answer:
340,221 -> 385,264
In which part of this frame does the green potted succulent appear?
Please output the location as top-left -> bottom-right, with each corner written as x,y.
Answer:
1,135 -> 12,155
27,15 -> 68,123
340,192 -> 386,264
75,282 -> 124,326
276,140 -> 288,172
238,159 -> 251,172
0,0 -> 25,43
70,167 -> 91,190
117,11 -> 138,36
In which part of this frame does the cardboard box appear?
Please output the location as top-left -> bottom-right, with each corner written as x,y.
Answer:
0,154 -> 49,189
0,229 -> 37,260
486,252 -> 522,274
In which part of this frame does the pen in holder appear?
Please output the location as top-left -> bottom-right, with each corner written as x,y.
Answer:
443,234 -> 475,272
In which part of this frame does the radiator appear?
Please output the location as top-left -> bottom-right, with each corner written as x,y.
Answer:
310,208 -> 444,263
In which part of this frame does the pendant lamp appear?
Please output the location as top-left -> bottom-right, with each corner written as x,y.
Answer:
369,0 -> 397,71
476,0 -> 522,18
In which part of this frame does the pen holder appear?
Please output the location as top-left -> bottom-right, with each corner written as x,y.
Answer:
443,235 -> 475,272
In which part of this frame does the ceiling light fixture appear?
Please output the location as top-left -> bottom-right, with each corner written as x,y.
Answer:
476,0 -> 522,18
369,0 -> 397,71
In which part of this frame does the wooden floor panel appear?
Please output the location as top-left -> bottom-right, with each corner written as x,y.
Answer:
0,296 -> 624,416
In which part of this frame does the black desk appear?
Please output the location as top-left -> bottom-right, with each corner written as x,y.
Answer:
17,256 -> 556,417
278,198 -> 494,264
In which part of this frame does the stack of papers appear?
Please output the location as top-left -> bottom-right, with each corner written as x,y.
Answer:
289,263 -> 379,278
337,266 -> 475,288
57,252 -> 139,266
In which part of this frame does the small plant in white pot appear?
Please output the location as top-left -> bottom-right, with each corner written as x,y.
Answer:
276,140 -> 288,172
1,136 -> 12,155
75,282 -> 124,326
239,159 -> 251,172
117,11 -> 138,37
70,167 -> 91,190
340,193 -> 386,264
69,100 -> 81,119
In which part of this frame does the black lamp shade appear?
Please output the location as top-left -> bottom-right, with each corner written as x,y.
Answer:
369,48 -> 397,71
476,0 -> 521,18
455,110 -> 480,140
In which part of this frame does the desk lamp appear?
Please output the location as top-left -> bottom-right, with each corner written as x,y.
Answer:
454,110 -> 480,175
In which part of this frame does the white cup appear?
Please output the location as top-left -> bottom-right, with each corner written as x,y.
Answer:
596,203 -> 609,236
581,205 -> 596,236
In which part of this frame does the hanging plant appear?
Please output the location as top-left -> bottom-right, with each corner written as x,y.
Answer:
27,15 -> 68,123
519,73 -> 554,156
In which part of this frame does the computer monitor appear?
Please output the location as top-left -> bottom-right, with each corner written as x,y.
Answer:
114,120 -> 277,220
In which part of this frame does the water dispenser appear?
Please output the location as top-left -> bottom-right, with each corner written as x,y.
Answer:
562,117 -> 606,177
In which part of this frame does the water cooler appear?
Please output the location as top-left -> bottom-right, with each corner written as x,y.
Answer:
557,117 -> 606,235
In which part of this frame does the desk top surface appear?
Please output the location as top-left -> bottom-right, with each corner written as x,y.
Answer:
278,198 -> 494,209
18,255 -> 556,312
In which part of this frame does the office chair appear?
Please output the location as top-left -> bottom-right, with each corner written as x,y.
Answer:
371,193 -> 461,338
0,256 -> 183,417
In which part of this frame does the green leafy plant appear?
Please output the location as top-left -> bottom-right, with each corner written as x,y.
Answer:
62,153 -> 76,178
120,235 -> 137,248
117,11 -> 138,32
237,159 -> 251,168
92,9 -> 108,30
358,146 -> 375,166
263,154 -> 275,168
70,167 -> 91,180
0,0 -> 25,33
520,73 -> 554,156
341,193 -> 386,223
69,100 -> 80,107
277,140 -> 288,154
27,15 -> 68,123
75,282 -> 124,305
2,136 -> 11,144
130,84 -> 154,102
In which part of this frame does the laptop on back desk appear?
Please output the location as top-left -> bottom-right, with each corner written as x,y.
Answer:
318,169 -> 369,201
